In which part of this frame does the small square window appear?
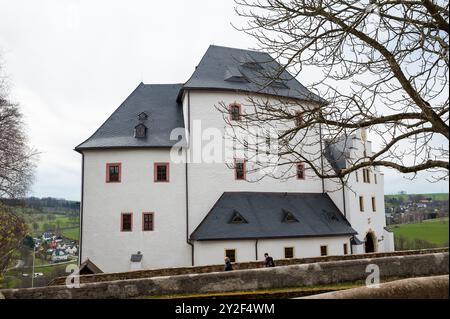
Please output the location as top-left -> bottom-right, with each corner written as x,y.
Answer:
142,213 -> 154,231
121,213 -> 132,232
284,247 -> 294,259
106,163 -> 121,183
343,243 -> 348,255
297,163 -> 305,180
229,104 -> 241,121
235,160 -> 246,180
154,163 -> 169,182
134,124 -> 147,138
225,249 -> 236,263
320,245 -> 328,256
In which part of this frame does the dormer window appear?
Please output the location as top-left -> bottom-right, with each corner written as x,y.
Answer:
138,112 -> 148,121
270,80 -> 288,89
240,54 -> 262,69
134,124 -> 147,138
229,210 -> 248,224
224,67 -> 248,83
282,210 -> 299,223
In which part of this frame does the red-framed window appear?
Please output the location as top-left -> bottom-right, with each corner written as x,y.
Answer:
234,159 -> 246,180
154,163 -> 170,182
106,163 -> 121,183
121,213 -> 133,232
295,111 -> 304,127
229,103 -> 241,121
296,163 -> 306,180
142,212 -> 154,231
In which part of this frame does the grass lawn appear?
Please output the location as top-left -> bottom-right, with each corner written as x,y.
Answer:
392,217 -> 449,246
61,227 -> 80,241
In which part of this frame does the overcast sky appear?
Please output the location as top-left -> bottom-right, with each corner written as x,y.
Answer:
0,0 -> 448,201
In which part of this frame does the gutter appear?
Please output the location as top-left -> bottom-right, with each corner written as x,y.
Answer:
78,152 -> 85,267
339,178 -> 352,254
185,90 -> 194,266
255,239 -> 259,261
341,178 -> 347,219
319,123 -> 325,193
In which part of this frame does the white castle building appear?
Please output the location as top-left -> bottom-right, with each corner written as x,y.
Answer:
75,45 -> 394,273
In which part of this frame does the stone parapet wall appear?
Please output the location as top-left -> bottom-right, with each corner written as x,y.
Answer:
300,275 -> 449,299
1,251 -> 448,299
48,248 -> 448,286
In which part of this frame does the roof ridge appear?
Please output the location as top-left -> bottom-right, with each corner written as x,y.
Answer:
209,44 -> 267,54
141,83 -> 184,86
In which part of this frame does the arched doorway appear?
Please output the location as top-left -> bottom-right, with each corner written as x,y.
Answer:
364,232 -> 376,253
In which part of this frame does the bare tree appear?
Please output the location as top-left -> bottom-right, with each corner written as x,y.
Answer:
221,0 -> 449,182
0,58 -> 37,198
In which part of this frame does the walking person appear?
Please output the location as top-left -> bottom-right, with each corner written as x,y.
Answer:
224,257 -> 233,271
263,253 -> 275,267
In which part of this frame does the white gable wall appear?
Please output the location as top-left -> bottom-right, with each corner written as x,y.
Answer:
81,149 -> 191,272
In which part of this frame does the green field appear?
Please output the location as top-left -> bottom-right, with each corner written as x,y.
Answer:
392,218 -> 449,246
61,227 -> 80,241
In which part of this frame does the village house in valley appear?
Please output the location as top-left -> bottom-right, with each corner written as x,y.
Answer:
75,45 -> 394,273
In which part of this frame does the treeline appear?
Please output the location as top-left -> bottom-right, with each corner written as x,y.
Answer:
0,197 -> 80,210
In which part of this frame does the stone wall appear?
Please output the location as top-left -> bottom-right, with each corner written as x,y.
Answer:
1,251 -> 448,299
300,275 -> 449,299
49,247 -> 448,286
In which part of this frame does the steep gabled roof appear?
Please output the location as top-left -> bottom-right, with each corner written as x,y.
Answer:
75,45 -> 327,151
190,192 -> 356,241
180,45 -> 327,104
75,83 -> 185,151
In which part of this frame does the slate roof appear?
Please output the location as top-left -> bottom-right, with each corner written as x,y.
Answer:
190,192 -> 356,241
76,45 -> 326,151
79,258 -> 103,275
350,236 -> 364,245
180,45 -> 327,104
75,83 -> 185,151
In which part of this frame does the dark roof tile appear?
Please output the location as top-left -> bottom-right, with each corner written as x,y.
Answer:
75,83 -> 185,150
190,192 -> 356,240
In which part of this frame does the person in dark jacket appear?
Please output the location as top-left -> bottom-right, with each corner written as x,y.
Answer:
224,257 -> 233,271
264,253 -> 275,267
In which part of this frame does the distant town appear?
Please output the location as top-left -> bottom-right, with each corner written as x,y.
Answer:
385,192 -> 449,225
0,197 -> 79,288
